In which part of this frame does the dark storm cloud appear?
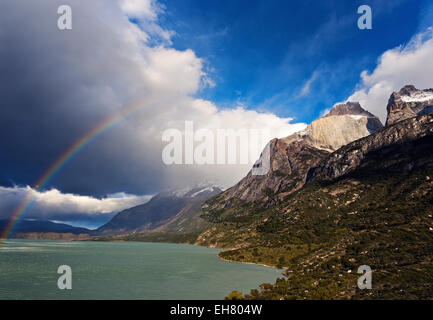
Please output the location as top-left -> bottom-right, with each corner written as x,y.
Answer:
0,0 -> 164,196
0,0 -> 304,219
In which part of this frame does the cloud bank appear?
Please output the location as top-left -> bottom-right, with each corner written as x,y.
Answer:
347,28 -> 433,122
0,186 -> 152,228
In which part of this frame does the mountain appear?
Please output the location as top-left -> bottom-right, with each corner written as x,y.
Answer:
301,102 -> 383,151
0,219 -> 91,237
307,112 -> 433,183
386,85 -> 433,126
97,185 -> 222,236
217,117 -> 433,299
202,102 -> 383,218
196,86 -> 433,299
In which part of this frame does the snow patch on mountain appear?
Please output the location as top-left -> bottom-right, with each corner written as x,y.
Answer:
166,184 -> 223,198
190,186 -> 217,198
386,86 -> 433,126
348,115 -> 368,120
400,91 -> 433,103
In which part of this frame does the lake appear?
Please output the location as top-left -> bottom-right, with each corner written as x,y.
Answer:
0,239 -> 281,299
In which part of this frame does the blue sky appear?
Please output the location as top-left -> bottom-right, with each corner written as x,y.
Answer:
158,0 -> 426,123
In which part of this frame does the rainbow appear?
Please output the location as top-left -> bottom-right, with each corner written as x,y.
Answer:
0,100 -> 149,240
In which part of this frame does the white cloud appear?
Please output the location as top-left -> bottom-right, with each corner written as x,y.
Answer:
120,0 -> 158,20
300,71 -> 319,97
319,108 -> 331,117
106,2 -> 307,188
347,28 -> 433,122
119,0 -> 174,43
0,186 -> 152,220
142,47 -> 208,96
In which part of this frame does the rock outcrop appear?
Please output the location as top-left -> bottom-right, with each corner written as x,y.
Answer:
386,85 -> 433,126
220,139 -> 330,204
285,102 -> 383,152
307,113 -> 433,182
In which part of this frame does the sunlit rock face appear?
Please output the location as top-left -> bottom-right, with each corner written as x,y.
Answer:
386,85 -> 433,126
284,102 -> 383,152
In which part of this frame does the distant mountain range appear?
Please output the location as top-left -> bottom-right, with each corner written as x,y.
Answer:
96,185 -> 223,236
1,185 -> 222,240
0,219 -> 91,238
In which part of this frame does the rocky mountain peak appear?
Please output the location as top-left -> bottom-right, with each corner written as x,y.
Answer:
284,102 -> 383,152
325,101 -> 376,118
398,84 -> 418,96
386,85 -> 433,126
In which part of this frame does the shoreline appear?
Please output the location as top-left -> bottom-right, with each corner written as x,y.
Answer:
217,254 -> 279,269
217,254 -> 288,279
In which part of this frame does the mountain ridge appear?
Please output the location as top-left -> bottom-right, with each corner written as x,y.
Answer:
0,219 -> 91,237
386,85 -> 433,126
307,113 -> 433,183
201,102 -> 383,216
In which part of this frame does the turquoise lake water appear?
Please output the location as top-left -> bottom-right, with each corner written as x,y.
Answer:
0,240 -> 282,299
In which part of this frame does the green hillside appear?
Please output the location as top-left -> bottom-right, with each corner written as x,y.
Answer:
199,134 -> 433,299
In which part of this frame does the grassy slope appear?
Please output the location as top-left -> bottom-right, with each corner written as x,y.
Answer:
199,137 -> 433,299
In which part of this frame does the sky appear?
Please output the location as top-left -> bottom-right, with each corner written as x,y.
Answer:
0,0 -> 432,228
160,0 -> 424,122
